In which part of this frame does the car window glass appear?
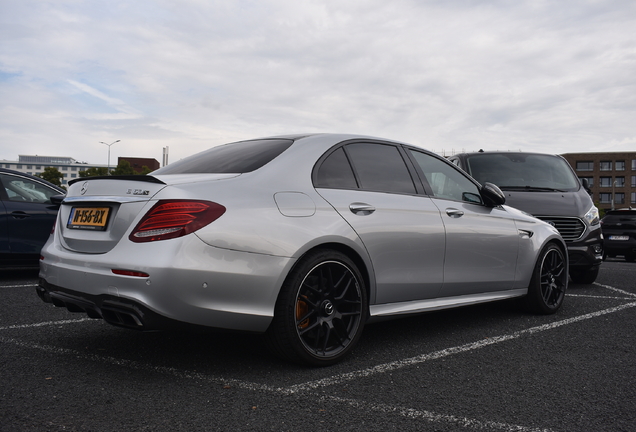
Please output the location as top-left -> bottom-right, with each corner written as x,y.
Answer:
0,174 -> 59,204
153,139 -> 293,174
408,150 -> 481,203
345,143 -> 416,194
314,147 -> 358,189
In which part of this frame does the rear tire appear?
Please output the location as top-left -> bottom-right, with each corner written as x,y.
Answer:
265,249 -> 367,366
569,265 -> 599,284
523,243 -> 567,314
625,253 -> 635,263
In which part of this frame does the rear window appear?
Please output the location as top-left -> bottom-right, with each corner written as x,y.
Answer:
465,153 -> 580,191
603,210 -> 636,224
153,139 -> 293,174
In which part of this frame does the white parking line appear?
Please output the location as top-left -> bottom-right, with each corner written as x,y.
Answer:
321,395 -> 553,432
593,282 -> 636,298
0,318 -> 94,331
567,294 -> 634,300
0,283 -> 38,289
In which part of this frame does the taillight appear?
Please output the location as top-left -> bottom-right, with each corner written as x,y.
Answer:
129,200 -> 226,243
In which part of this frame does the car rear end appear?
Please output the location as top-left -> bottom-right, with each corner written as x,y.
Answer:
37,174 -> 292,333
601,209 -> 636,262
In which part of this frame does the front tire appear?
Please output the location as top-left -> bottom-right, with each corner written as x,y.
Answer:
569,265 -> 599,284
523,243 -> 567,314
266,249 -> 368,366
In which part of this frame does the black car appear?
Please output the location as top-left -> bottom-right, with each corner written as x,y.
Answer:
601,209 -> 636,262
0,168 -> 65,268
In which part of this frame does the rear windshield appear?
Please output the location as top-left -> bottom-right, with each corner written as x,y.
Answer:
153,139 -> 293,174
465,153 -> 580,191
603,211 -> 636,224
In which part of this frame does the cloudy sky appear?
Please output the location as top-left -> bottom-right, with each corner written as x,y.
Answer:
1,0 -> 635,166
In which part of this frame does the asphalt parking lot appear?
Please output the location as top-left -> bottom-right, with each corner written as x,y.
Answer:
1,259 -> 634,432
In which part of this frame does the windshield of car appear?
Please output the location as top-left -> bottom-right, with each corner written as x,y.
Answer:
153,139 -> 293,174
465,153 -> 580,192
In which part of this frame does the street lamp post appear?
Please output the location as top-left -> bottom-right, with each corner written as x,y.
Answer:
99,140 -> 120,173
611,180 -> 616,211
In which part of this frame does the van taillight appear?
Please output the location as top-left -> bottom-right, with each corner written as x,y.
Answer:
129,200 -> 226,243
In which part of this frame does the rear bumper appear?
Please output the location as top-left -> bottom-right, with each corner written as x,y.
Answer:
38,235 -> 294,332
37,281 -> 183,330
603,238 -> 636,256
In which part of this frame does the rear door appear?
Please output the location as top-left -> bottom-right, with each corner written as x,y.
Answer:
314,141 -> 446,304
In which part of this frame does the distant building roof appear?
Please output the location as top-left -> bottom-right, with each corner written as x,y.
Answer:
19,155 -> 77,164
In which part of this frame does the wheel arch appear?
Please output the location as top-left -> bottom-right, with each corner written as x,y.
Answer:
548,237 -> 569,276
531,237 -> 569,287
286,242 -> 374,307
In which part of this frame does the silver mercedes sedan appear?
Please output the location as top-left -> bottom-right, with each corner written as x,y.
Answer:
38,134 -> 568,366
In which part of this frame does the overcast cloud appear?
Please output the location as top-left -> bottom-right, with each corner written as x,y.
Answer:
1,0 -> 635,165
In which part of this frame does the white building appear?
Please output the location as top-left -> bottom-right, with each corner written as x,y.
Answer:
0,155 -> 107,186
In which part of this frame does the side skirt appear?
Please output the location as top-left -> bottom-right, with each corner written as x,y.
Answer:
369,288 -> 527,320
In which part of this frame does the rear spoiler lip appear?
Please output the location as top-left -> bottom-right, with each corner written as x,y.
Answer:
68,175 -> 166,186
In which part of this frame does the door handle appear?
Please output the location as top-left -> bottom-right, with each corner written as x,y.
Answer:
445,208 -> 464,218
10,211 -> 31,220
349,203 -> 375,215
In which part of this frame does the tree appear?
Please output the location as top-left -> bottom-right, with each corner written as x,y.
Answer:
79,167 -> 109,177
110,160 -> 136,176
36,167 -> 63,186
138,166 -> 153,175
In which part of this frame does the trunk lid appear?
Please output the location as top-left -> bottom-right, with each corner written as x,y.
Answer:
58,176 -> 167,253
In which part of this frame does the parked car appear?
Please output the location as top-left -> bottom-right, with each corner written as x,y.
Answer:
601,209 -> 636,262
38,134 -> 567,366
0,168 -> 65,268
448,151 -> 603,284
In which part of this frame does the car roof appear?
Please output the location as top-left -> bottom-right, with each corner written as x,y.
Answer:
451,150 -> 560,157
604,208 -> 636,216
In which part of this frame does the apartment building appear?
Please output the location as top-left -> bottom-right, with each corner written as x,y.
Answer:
561,152 -> 636,211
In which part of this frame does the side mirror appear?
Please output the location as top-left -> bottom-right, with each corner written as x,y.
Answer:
581,178 -> 592,195
50,194 -> 65,206
481,182 -> 506,207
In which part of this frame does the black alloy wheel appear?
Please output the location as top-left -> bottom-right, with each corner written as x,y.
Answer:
266,250 -> 367,366
524,243 -> 567,314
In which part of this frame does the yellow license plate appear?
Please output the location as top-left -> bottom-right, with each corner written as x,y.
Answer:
67,207 -> 111,230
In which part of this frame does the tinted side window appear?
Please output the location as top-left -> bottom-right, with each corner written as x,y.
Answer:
153,139 -> 293,174
315,147 -> 358,189
346,143 -> 416,194
409,150 -> 481,203
0,174 -> 59,204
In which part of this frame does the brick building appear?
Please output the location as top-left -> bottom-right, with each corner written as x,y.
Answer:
560,152 -> 636,211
